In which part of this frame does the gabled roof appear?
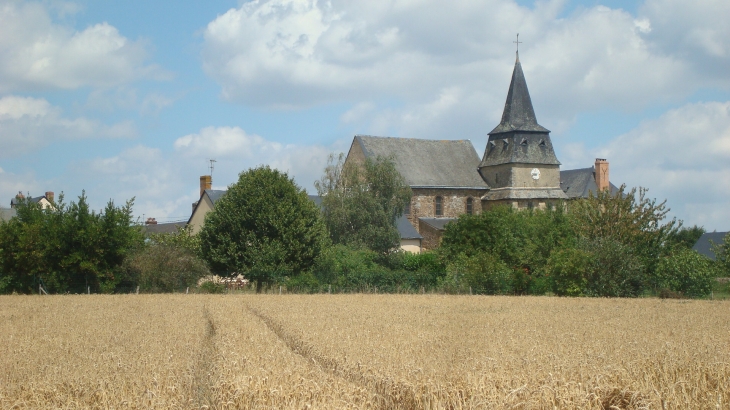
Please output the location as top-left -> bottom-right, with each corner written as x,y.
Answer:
419,217 -> 457,231
353,135 -> 489,189
489,53 -> 549,135
144,221 -> 187,235
692,231 -> 728,261
560,167 -> 620,198
205,189 -> 227,204
397,216 -> 422,240
10,195 -> 49,207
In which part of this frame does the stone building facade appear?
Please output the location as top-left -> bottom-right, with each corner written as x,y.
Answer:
343,53 -> 617,251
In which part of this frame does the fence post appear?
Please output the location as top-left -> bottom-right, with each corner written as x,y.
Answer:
470,287 -> 472,295
136,286 -> 139,295
186,287 -> 189,294
279,286 -> 282,295
328,284 -> 331,294
87,286 -> 90,295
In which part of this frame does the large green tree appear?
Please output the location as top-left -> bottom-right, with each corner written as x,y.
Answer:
199,166 -> 328,292
315,153 -> 412,254
0,192 -> 143,294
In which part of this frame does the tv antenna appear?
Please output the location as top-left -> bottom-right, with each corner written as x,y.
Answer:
208,159 -> 217,180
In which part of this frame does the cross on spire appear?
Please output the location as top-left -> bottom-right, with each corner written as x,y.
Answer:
514,33 -> 522,54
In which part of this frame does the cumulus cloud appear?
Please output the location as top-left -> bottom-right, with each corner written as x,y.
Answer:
38,126 -> 342,221
599,101 -> 730,230
200,0 -> 717,139
0,0 -> 168,92
0,95 -> 136,157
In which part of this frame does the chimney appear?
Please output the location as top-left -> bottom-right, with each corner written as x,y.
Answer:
45,191 -> 54,202
11,191 -> 25,208
200,175 -> 212,198
595,158 -> 609,192
145,217 -> 157,225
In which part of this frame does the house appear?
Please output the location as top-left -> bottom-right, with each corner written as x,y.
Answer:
10,191 -> 55,210
342,52 -> 619,250
186,175 -> 424,252
692,232 -> 729,261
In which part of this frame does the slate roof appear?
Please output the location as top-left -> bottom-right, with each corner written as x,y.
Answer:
0,207 -> 16,222
692,232 -> 728,261
205,189 -> 227,204
10,195 -> 47,207
560,167 -> 620,198
144,221 -> 187,235
489,53 -> 549,135
419,217 -> 457,231
397,215 -> 423,240
354,135 -> 489,189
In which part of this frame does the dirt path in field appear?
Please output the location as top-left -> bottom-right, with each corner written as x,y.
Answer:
245,303 -> 423,410
189,307 -> 219,408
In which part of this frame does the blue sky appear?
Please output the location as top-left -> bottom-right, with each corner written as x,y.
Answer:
1,0 -> 729,230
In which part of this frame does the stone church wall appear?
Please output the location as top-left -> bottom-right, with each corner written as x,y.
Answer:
406,188 -> 488,232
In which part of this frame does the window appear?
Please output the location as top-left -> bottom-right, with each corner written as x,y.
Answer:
466,197 -> 473,215
435,196 -> 443,216
404,202 -> 410,215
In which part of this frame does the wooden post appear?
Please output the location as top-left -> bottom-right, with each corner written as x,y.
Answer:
186,287 -> 189,294
87,286 -> 90,295
279,286 -> 282,295
470,287 -> 472,295
136,286 -> 139,295
328,284 -> 331,294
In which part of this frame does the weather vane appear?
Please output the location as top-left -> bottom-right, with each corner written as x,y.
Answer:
514,33 -> 522,53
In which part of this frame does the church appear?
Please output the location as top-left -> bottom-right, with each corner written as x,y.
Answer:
343,52 -> 618,250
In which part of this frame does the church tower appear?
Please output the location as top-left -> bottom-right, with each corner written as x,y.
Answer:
478,52 -> 567,209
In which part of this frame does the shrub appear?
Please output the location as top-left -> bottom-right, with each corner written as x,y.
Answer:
125,244 -> 210,293
655,248 -> 717,298
582,238 -> 646,298
445,253 -> 513,295
545,248 -> 593,296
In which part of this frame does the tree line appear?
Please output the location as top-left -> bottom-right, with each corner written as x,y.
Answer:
1,155 -> 727,297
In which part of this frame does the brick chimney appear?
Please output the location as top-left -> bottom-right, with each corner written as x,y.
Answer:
200,175 -> 212,198
595,158 -> 609,192
45,191 -> 54,202
145,217 -> 158,225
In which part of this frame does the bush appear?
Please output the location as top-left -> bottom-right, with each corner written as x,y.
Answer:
582,238 -> 646,298
198,280 -> 226,294
445,253 -> 513,295
655,248 -> 717,298
125,244 -> 210,293
545,248 -> 593,296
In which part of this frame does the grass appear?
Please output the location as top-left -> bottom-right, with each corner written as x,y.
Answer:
1,294 -> 729,409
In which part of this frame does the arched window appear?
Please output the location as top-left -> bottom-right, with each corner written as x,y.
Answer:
435,196 -> 443,216
466,197 -> 473,215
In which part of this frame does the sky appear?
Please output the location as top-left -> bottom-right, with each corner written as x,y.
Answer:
1,0 -> 729,230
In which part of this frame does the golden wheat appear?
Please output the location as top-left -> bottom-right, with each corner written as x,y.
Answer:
1,294 -> 728,409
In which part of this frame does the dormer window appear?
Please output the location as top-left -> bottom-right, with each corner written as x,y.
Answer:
520,137 -> 528,145
435,196 -> 443,216
539,139 -> 546,147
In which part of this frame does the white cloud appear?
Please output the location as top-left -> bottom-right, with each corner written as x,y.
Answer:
600,101 -> 730,230
0,0 -> 168,92
0,95 -> 136,157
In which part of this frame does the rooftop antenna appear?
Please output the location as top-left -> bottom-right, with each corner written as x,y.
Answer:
514,33 -> 522,56
208,159 -> 217,181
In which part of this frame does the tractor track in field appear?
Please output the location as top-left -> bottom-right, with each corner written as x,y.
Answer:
244,303 -> 425,410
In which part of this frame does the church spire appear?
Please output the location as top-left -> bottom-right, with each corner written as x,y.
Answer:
488,53 -> 549,135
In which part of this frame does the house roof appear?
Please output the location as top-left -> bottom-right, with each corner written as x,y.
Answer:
419,217 -> 457,231
10,195 -> 48,207
489,53 -> 550,135
144,221 -> 187,235
397,215 -> 422,240
560,167 -> 620,198
0,207 -> 16,222
205,189 -> 227,204
692,231 -> 728,261
354,135 -> 489,189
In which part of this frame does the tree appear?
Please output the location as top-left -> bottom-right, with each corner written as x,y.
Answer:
666,225 -> 705,250
199,166 -> 328,292
0,192 -> 144,294
711,232 -> 730,276
569,185 -> 680,280
656,248 -> 717,298
315,153 -> 412,254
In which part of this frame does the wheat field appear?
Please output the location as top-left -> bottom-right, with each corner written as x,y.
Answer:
1,294 -> 728,409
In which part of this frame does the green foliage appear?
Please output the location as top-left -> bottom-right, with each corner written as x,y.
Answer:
545,248 -> 593,296
711,232 -> 730,276
315,153 -> 412,254
656,248 -> 718,298
198,281 -> 226,294
445,253 -> 513,295
0,192 -> 144,294
199,166 -> 329,292
570,185 -> 680,278
580,238 -> 645,297
123,244 -> 210,293
666,225 -> 705,250
149,225 -> 201,255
